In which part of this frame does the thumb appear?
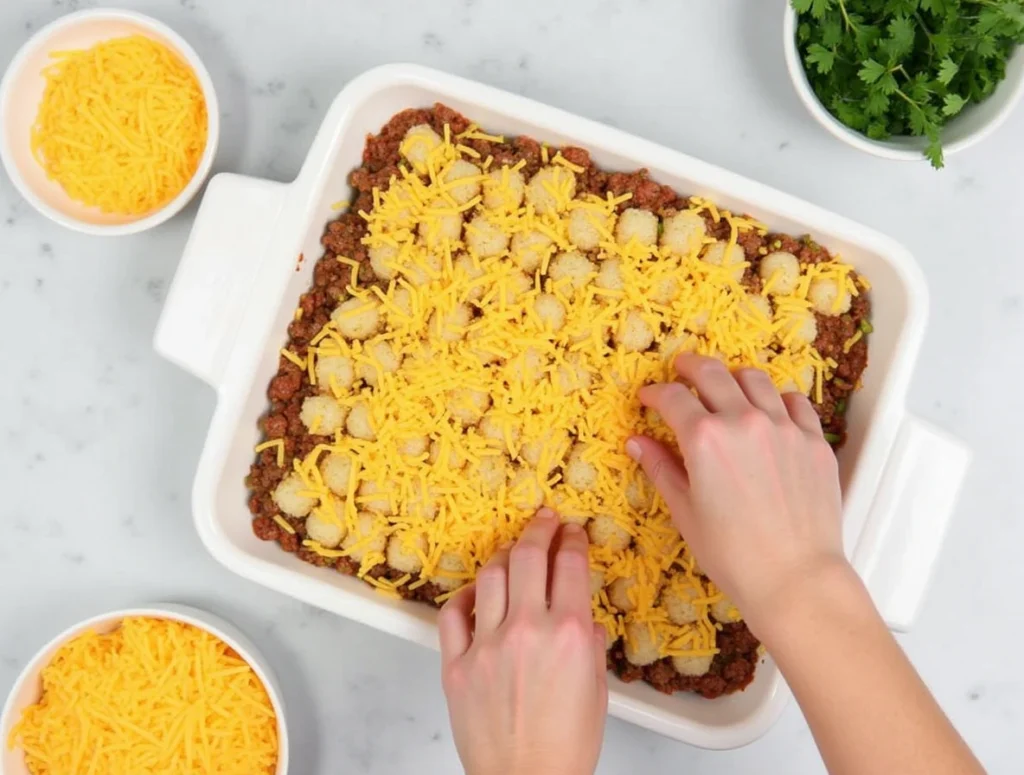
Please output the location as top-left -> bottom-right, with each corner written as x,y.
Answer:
626,435 -> 693,529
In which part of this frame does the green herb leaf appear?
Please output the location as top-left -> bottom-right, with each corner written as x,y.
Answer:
936,57 -> 959,85
858,58 -> 888,84
942,92 -> 968,115
884,15 -> 918,60
806,43 -> 837,73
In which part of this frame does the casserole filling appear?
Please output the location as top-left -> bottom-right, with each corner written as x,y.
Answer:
247,104 -> 871,698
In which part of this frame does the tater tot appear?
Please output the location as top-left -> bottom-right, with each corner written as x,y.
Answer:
321,452 -> 355,496
477,453 -> 509,495
525,166 -> 576,215
623,620 -> 665,666
448,388 -> 491,425
660,331 -> 699,362
346,400 -> 376,441
401,252 -> 443,286
702,241 -> 746,281
368,243 -> 400,281
534,293 -> 566,332
509,467 -> 544,510
305,511 -> 346,548
272,473 -> 315,518
483,166 -> 526,210
615,309 -> 655,353
712,596 -> 743,623
549,250 -> 596,293
431,302 -> 473,343
553,353 -> 593,396
587,515 -> 632,551
808,277 -> 852,315
465,213 -> 510,258
510,229 -> 553,273
398,435 -> 429,458
453,253 -> 486,301
759,251 -> 800,295
479,412 -> 521,455
341,511 -> 387,562
567,207 -> 606,251
650,274 -> 682,305
407,480 -> 439,520
432,552 -> 469,591
519,428 -> 569,469
316,355 -> 355,394
386,531 -> 428,573
672,653 -> 713,677
615,208 -> 658,247
777,308 -> 818,348
443,159 -> 483,205
358,479 -> 393,514
505,347 -> 545,383
779,363 -> 816,396
609,575 -> 639,613
742,294 -> 773,323
356,340 -> 403,387
660,210 -> 706,256
400,124 -> 442,173
625,475 -> 654,511
564,443 -> 599,492
429,438 -> 468,470
662,578 -> 704,625
299,395 -> 347,435
332,297 -> 382,340
595,258 -> 625,292
418,210 -> 464,249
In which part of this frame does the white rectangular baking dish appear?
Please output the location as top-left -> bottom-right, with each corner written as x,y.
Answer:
155,64 -> 971,749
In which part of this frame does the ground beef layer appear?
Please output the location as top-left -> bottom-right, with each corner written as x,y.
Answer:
247,104 -> 871,700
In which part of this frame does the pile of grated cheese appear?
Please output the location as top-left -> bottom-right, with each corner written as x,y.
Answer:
30,34 -> 208,215
7,617 -> 278,775
264,119 -> 867,673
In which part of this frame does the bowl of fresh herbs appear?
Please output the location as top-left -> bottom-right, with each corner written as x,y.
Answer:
784,0 -> 1024,168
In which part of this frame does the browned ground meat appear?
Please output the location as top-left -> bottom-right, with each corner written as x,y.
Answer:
246,103 -> 870,699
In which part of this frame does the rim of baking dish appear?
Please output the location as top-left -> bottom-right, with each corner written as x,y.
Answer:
185,63 -> 929,749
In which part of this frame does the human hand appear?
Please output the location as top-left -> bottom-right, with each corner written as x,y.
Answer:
626,354 -> 848,637
438,508 -> 608,775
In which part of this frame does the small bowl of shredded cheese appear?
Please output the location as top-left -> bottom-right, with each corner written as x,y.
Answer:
1,604 -> 287,775
0,9 -> 218,234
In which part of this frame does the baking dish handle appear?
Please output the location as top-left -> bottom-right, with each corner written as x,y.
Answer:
155,173 -> 287,388
856,414 -> 971,632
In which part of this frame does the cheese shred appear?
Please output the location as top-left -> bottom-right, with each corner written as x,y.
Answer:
7,617 -> 278,775
30,35 -> 208,215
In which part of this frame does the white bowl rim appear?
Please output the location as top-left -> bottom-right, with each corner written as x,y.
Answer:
0,7 -> 220,235
782,5 -> 1024,161
0,603 -> 288,775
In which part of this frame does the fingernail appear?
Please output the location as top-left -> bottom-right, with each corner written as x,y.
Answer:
563,523 -> 583,535
625,438 -> 643,462
536,507 -> 556,520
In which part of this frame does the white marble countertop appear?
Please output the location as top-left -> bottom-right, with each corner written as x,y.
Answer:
2,1 -> 1022,772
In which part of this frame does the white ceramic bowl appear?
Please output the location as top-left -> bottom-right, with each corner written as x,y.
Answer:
783,6 -> 1024,161
154,64 -> 971,748
0,604 -> 288,775
0,9 -> 219,235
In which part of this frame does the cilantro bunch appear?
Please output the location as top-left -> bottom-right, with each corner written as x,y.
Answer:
792,0 -> 1024,168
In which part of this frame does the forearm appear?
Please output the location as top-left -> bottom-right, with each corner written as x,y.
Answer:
755,562 -> 983,775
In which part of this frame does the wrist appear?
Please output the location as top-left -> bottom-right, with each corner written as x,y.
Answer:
743,557 -> 872,651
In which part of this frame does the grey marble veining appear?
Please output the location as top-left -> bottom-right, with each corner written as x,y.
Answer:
1,1 -> 1022,773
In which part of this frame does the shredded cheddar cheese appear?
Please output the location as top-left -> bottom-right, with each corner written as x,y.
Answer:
7,617 -> 277,775
30,35 -> 207,215
267,120 -> 867,665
